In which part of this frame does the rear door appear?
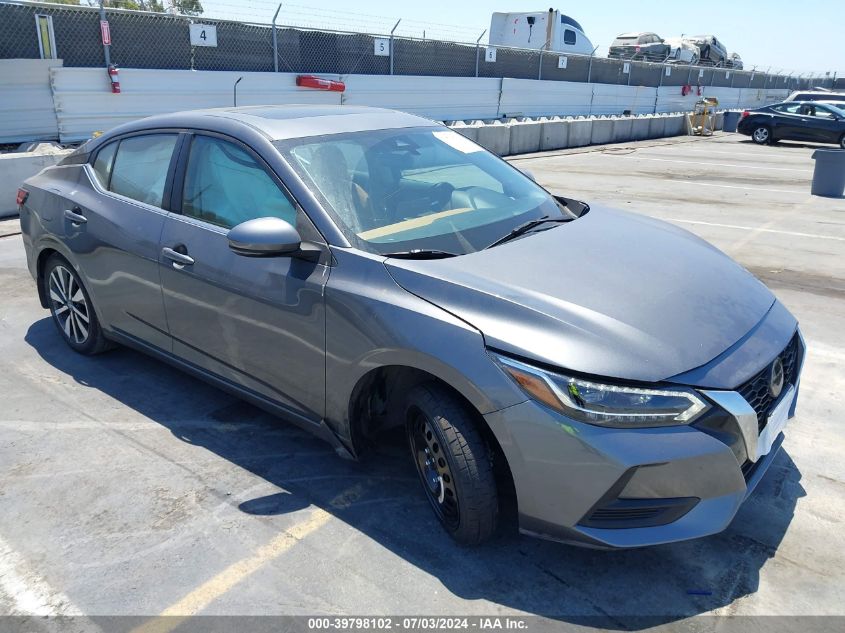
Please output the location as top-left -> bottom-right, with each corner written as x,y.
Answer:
157,132 -> 329,424
769,103 -> 807,140
62,132 -> 180,349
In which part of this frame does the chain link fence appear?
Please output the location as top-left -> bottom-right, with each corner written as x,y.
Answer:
0,0 -> 834,91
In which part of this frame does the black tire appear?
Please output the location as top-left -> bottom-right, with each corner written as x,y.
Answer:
751,125 -> 772,145
404,383 -> 498,545
43,254 -> 112,355
839,134 -> 845,150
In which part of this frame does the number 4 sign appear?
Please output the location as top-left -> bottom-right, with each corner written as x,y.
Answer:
189,23 -> 217,47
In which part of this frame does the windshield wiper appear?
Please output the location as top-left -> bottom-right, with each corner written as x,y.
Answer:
382,249 -> 458,260
484,216 -> 571,249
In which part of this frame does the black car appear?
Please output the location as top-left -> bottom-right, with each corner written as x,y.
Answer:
737,101 -> 845,148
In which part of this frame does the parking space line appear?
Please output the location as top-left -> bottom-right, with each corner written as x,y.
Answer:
628,156 -> 812,173
130,507 -> 332,633
129,484 -> 371,633
0,534 -> 101,631
663,179 -> 808,195
666,218 -> 845,241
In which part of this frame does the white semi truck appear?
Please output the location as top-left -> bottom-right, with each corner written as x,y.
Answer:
488,9 -> 594,55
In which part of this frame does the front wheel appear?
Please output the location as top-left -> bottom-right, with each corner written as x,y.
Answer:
405,383 -> 498,545
839,134 -> 845,149
44,254 -> 111,355
751,125 -> 771,145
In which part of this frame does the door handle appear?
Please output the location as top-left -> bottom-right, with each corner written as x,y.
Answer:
64,208 -> 87,225
162,246 -> 195,267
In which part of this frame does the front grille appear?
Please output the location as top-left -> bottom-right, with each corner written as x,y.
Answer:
736,333 -> 802,431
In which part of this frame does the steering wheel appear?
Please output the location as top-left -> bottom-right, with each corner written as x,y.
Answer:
422,182 -> 455,211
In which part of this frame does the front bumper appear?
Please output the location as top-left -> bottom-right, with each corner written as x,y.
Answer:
483,335 -> 804,549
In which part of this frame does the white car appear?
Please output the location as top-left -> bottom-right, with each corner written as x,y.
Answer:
665,37 -> 700,64
728,53 -> 743,70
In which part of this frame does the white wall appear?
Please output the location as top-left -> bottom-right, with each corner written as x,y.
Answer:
42,66 -> 791,142
0,59 -> 62,143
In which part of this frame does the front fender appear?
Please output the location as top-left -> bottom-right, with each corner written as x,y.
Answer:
324,248 -> 526,444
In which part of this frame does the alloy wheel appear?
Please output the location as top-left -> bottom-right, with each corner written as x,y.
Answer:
753,127 -> 770,143
48,265 -> 90,345
408,408 -> 460,529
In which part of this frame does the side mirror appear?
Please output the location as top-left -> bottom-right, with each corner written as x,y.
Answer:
227,217 -> 303,257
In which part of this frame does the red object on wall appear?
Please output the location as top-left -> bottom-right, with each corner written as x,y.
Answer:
697,85 -> 702,96
100,20 -> 111,46
681,84 -> 691,96
296,75 -> 346,92
108,64 -> 120,94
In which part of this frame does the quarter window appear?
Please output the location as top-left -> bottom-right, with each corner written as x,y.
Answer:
563,29 -> 576,45
181,135 -> 297,229
109,134 -> 178,207
91,141 -> 117,188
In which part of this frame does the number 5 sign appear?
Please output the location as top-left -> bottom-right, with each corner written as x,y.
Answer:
189,23 -> 217,47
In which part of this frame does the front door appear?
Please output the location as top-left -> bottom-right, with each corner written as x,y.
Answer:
158,133 -> 329,423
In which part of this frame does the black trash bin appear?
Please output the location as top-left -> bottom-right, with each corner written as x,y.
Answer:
811,149 -> 845,197
723,111 -> 741,133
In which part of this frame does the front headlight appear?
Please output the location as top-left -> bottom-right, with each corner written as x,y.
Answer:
492,353 -> 709,428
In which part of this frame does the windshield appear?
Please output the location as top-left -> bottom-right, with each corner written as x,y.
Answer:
277,127 -> 575,255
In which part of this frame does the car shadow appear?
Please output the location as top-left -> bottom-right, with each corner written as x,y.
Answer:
26,318 -> 805,628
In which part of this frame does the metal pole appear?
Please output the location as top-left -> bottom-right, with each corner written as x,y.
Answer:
389,19 -> 400,76
586,45 -> 598,83
99,0 -> 111,68
272,4 -> 281,73
474,29 -> 486,78
654,64 -> 665,114
233,76 -> 243,107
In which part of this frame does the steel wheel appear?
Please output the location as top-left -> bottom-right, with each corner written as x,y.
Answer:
752,126 -> 770,144
48,264 -> 90,345
408,407 -> 460,530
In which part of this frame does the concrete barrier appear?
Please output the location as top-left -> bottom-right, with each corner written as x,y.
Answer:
611,117 -> 633,144
475,120 -> 511,156
1,148 -> 72,217
648,115 -> 667,139
714,112 -> 725,131
567,118 -> 592,148
664,114 -> 686,136
590,117 -> 614,145
540,117 -> 569,150
630,116 -> 651,141
448,121 -> 479,143
508,120 -> 542,155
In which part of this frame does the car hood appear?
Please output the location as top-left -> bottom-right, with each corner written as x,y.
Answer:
385,206 -> 776,385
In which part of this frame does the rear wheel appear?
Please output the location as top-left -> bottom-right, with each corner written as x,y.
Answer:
44,254 -> 111,355
405,383 -> 498,545
752,125 -> 771,145
839,134 -> 845,149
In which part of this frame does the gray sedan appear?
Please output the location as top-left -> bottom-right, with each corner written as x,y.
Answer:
18,106 -> 804,548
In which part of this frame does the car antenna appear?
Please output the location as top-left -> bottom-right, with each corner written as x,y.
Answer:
233,76 -> 243,107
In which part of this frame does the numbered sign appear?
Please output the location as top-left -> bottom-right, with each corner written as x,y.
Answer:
665,66 -> 671,77
726,71 -> 730,79
557,56 -> 567,69
485,47 -> 497,62
698,68 -> 705,79
189,24 -> 217,47
622,62 -> 630,74
373,38 -> 390,56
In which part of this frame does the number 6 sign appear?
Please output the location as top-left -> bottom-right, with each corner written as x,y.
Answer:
189,23 -> 217,47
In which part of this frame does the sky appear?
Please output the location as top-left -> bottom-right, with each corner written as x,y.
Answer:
201,0 -> 843,76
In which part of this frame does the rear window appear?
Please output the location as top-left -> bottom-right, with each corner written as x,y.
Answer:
613,36 -> 636,45
563,29 -> 576,45
109,134 -> 178,208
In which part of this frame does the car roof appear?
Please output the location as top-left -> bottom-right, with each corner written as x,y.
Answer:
616,32 -> 647,37
94,105 -> 438,144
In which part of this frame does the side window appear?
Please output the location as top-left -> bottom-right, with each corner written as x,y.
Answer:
563,29 -> 576,45
812,105 -> 835,119
110,134 -> 178,207
774,103 -> 802,114
182,135 -> 297,230
91,141 -> 117,188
